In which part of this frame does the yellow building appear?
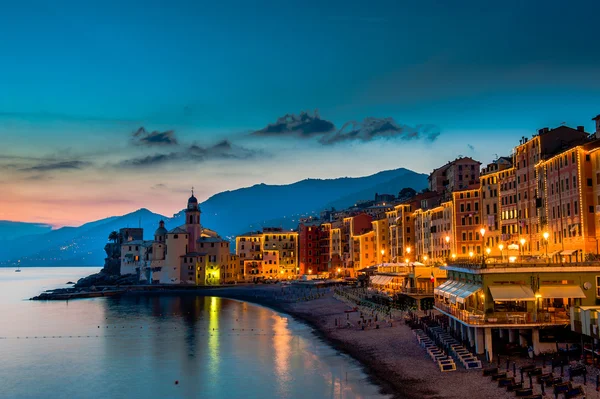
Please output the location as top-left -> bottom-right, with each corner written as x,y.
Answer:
236,228 -> 298,280
372,217 -> 389,264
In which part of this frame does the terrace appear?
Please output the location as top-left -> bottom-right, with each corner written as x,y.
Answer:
434,280 -> 574,327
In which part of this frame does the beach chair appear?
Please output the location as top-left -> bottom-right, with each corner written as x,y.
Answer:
491,371 -> 507,381
464,358 -> 482,369
498,377 -> 514,387
545,376 -> 562,387
527,368 -> 543,377
482,366 -> 498,376
438,359 -> 456,372
506,382 -> 523,392
514,388 -> 533,396
565,385 -> 585,398
553,382 -> 572,396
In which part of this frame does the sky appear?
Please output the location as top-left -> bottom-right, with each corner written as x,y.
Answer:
1,0 -> 600,227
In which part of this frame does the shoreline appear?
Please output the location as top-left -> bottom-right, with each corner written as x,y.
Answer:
32,283 -> 535,398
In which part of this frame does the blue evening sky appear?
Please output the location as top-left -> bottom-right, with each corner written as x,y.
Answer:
1,0 -> 599,226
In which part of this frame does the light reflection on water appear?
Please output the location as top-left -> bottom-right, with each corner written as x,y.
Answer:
0,268 -> 387,399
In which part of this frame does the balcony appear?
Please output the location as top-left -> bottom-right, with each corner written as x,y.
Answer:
435,300 -> 570,326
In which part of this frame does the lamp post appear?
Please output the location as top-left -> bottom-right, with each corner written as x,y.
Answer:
451,253 -> 456,262
519,238 -> 526,263
445,235 -> 450,259
499,244 -> 504,263
480,228 -> 486,267
543,231 -> 549,263
381,249 -> 385,265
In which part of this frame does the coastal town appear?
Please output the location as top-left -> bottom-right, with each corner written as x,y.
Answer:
41,115 -> 600,398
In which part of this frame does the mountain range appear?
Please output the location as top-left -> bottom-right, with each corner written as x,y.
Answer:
0,167 -> 427,266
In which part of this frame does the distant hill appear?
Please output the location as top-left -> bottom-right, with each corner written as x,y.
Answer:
0,167 -> 427,266
0,209 -> 166,267
0,221 -> 52,241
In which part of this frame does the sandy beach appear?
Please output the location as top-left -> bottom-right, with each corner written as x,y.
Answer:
128,283 -> 591,399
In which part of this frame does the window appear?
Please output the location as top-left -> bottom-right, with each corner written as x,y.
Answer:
588,178 -> 593,187
591,206 -> 595,214
575,201 -> 578,215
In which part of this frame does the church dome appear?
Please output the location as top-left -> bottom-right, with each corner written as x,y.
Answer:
188,195 -> 198,204
154,220 -> 168,236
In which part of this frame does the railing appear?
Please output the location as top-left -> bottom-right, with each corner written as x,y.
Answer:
446,259 -> 600,269
435,301 -> 570,325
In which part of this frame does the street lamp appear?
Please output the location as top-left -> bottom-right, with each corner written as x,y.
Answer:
469,251 -> 474,258
381,249 -> 385,264
499,244 -> 504,262
451,253 -> 456,261
308,268 -> 312,274
519,238 -> 526,263
445,235 -> 450,258
480,228 -> 486,267
543,231 -> 549,262
423,255 -> 428,264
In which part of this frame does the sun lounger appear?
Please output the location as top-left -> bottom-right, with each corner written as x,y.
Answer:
498,377 -> 514,387
491,372 -> 507,381
506,382 -> 523,392
482,366 -> 498,376
565,385 -> 585,399
514,388 -> 533,396
438,359 -> 456,372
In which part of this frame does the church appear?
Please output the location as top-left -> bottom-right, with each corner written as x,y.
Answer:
120,192 -> 240,285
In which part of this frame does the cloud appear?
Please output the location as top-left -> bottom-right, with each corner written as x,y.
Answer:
467,144 -> 475,151
120,140 -> 258,168
319,117 -> 441,145
20,160 -> 91,172
252,111 -> 335,138
132,127 -> 178,146
151,183 -> 168,190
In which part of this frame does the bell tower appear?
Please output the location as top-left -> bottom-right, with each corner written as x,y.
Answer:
185,188 -> 202,251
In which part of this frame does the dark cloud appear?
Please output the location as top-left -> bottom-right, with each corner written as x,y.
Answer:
319,117 -> 440,145
132,127 -> 178,146
20,160 -> 91,172
121,140 -> 257,168
252,111 -> 335,138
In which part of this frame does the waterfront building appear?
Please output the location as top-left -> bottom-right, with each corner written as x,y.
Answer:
235,227 -> 298,280
435,260 -> 600,361
452,186 -> 483,259
480,158 -> 512,258
120,193 -> 233,285
428,157 -> 482,200
513,126 -> 589,258
236,231 -> 264,281
299,219 -> 329,275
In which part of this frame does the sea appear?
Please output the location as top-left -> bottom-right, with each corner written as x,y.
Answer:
0,267 -> 386,399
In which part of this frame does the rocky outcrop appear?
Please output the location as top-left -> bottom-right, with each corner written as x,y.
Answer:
75,272 -> 138,288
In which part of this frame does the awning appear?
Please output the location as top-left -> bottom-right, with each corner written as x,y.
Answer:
489,285 -> 536,301
444,282 -> 466,299
560,249 -> 578,256
456,285 -> 483,304
539,285 -> 586,299
441,281 -> 463,298
434,280 -> 453,295
548,250 -> 561,257
376,276 -> 393,286
450,284 -> 480,304
370,275 -> 381,284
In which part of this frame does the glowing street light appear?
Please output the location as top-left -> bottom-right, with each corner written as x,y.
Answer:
486,247 -> 491,255
499,244 -> 504,262
519,238 -> 526,262
469,251 -> 474,258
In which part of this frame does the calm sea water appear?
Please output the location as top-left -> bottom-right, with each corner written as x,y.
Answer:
0,267 -> 386,399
